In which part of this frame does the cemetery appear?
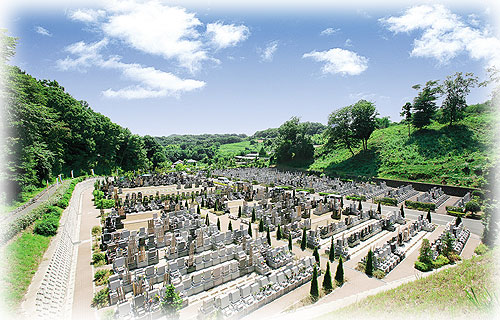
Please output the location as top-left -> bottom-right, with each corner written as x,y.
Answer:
81,168 -> 480,319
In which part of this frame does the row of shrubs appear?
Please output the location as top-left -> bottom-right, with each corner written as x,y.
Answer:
374,197 -> 398,206
2,176 -> 87,242
296,188 -> 315,194
346,195 -> 366,201
405,200 -> 436,212
33,177 -> 86,237
92,189 -> 115,209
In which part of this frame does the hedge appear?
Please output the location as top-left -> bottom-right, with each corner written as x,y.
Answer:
1,176 -> 86,243
374,197 -> 397,206
447,211 -> 466,217
405,200 -> 436,212
346,195 -> 366,201
446,206 -> 464,213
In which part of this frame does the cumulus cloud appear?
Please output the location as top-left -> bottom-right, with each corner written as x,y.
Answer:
303,48 -> 368,76
206,22 -> 250,49
60,1 -> 251,98
35,26 -> 51,36
57,39 -> 205,99
102,3 -> 207,73
380,4 -> 500,66
320,27 -> 339,36
68,8 -> 106,23
260,41 -> 278,62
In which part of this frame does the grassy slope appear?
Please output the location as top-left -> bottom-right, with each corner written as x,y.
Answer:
320,250 -> 496,318
307,109 -> 495,188
2,232 -> 51,308
218,140 -> 266,157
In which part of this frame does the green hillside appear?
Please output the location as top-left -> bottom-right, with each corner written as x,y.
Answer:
319,249 -> 496,318
301,103 -> 496,188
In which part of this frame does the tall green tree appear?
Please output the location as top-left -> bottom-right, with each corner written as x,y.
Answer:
274,117 -> 314,163
276,224 -> 282,240
441,72 -> 478,126
328,237 -> 335,262
325,105 -> 358,156
323,261 -> 333,292
248,224 -> 253,238
228,221 -> 233,231
266,227 -> 271,246
351,100 -> 378,151
159,284 -> 183,319
217,218 -> 221,231
301,227 -> 307,251
288,233 -> 292,251
411,81 -> 442,129
365,249 -> 374,276
259,219 -> 264,232
310,265 -> 319,299
400,102 -> 412,137
313,246 -> 320,264
335,256 -> 344,285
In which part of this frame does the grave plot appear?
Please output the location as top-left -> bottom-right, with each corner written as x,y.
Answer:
429,218 -> 470,259
93,180 -> 320,319
415,187 -> 450,208
360,215 -> 436,274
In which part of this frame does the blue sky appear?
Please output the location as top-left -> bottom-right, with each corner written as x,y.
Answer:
4,1 -> 499,136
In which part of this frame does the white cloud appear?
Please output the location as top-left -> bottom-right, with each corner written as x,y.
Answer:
260,41 -> 278,62
320,27 -> 339,36
380,4 -> 500,66
303,48 -> 368,76
57,38 -> 108,71
206,21 -> 250,49
57,39 -> 205,99
344,38 -> 353,47
68,8 -> 106,23
102,3 -> 206,73
35,26 -> 51,36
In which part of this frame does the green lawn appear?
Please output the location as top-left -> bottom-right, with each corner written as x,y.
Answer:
318,250 -> 495,318
218,140 -> 266,156
2,231 -> 52,309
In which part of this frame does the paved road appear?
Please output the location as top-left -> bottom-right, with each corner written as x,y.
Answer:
375,201 -> 484,236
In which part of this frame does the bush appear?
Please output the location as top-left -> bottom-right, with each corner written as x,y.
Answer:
405,200 -> 436,212
92,252 -> 106,266
94,269 -> 111,286
472,189 -> 484,199
414,261 -> 433,272
45,206 -> 63,218
432,255 -> 450,269
448,211 -> 466,217
446,206 -> 464,213
94,199 -> 115,209
34,216 -> 59,236
91,288 -> 109,308
373,269 -> 386,279
346,195 -> 366,201
465,200 -> 481,213
474,243 -> 489,255
374,197 -> 397,206
92,226 -> 102,237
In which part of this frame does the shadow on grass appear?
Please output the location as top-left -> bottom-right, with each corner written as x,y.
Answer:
323,149 -> 381,180
406,124 -> 486,159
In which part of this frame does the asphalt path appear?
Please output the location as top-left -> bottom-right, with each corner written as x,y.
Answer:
368,201 -> 483,236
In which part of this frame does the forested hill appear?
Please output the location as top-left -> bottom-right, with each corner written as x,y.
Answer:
3,66 -> 149,201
